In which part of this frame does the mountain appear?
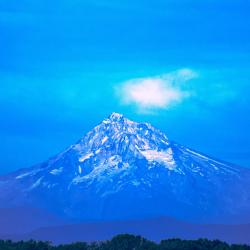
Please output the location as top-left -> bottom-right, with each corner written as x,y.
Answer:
1,112 -> 250,226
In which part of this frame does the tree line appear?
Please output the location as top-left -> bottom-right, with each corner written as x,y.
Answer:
0,234 -> 249,250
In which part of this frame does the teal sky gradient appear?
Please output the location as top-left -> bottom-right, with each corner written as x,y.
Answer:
0,0 -> 250,173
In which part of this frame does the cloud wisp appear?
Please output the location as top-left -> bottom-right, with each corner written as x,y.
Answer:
117,68 -> 198,113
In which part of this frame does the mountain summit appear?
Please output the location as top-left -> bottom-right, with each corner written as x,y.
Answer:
1,113 -> 250,223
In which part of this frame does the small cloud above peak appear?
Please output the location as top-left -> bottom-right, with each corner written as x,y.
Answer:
116,68 -> 198,114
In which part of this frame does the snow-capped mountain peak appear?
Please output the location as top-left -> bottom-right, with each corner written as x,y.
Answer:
71,113 -> 171,171
108,112 -> 125,121
1,113 -> 250,223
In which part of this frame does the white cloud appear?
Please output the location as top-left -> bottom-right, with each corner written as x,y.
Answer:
117,68 -> 198,113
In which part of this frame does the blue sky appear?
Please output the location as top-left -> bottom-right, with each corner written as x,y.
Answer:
0,0 -> 250,174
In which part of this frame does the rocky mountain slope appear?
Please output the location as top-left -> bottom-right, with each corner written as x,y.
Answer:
1,113 -> 250,224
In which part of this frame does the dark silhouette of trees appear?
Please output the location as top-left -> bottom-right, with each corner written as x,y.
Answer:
98,234 -> 157,250
0,235 -> 250,250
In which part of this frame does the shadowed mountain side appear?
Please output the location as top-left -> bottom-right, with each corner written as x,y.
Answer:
2,217 -> 250,245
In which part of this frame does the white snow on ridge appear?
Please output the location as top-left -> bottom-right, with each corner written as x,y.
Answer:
50,167 -> 63,175
131,180 -> 140,186
79,153 -> 94,162
102,136 -> 108,144
110,112 -> 123,119
16,172 -> 32,179
78,165 -> 82,174
95,149 -> 101,154
102,119 -> 109,124
73,175 -> 84,184
29,177 -> 43,190
140,148 -> 176,170
185,148 -> 210,160
185,148 -> 230,168
16,169 -> 41,179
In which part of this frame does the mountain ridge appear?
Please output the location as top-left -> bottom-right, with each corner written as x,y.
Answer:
0,113 -> 250,225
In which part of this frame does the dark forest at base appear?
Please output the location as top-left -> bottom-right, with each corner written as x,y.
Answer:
1,234 -> 250,250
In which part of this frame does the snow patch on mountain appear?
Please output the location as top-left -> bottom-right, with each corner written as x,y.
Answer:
50,167 -> 63,175
29,177 -> 43,190
140,148 -> 176,170
16,169 -> 42,179
101,136 -> 108,144
78,166 -> 82,174
79,153 -> 94,162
